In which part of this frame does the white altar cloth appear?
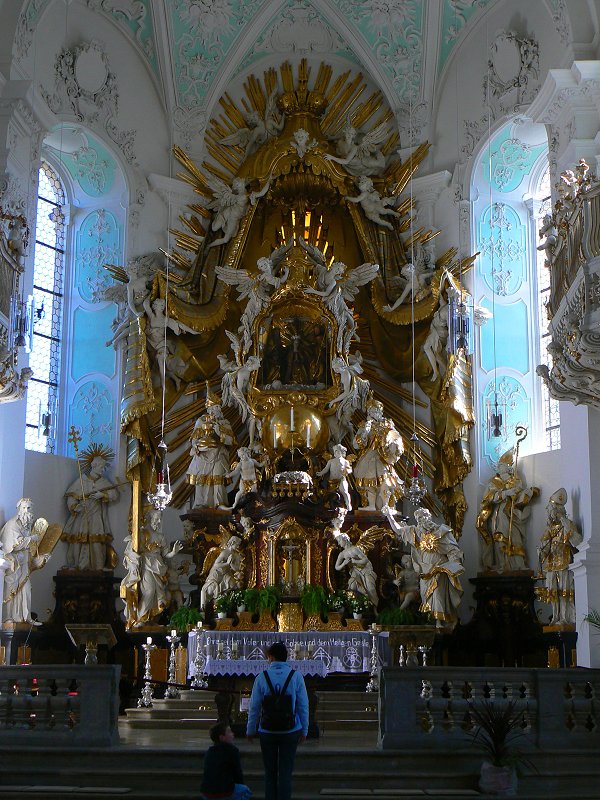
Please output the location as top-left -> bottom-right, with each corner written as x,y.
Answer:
204,658 -> 327,677
187,629 -> 389,677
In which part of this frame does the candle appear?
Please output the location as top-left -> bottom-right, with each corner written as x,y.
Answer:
371,623 -> 378,631
196,620 -> 203,629
171,629 -> 176,637
146,636 -> 152,644
305,420 -> 311,448
273,422 -> 277,449
290,405 -> 295,431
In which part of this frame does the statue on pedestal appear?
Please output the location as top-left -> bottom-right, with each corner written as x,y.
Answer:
226,447 -> 264,510
1,498 -> 51,625
353,398 -> 404,511
186,386 -> 235,509
62,444 -> 119,571
334,531 -> 379,608
135,509 -> 183,626
317,444 -> 353,510
537,488 -> 582,626
200,532 -> 243,609
385,506 -> 464,629
476,446 -> 539,573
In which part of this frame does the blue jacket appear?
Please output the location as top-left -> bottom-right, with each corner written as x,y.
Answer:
246,661 -> 309,737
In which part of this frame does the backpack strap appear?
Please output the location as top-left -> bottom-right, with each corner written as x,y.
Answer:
263,669 -> 294,696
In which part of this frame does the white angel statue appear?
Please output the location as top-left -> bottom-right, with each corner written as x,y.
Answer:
215,239 -> 293,353
346,175 -> 401,230
325,118 -> 391,176
383,261 -> 433,312
333,525 -> 386,608
219,330 -> 261,441
220,90 -> 284,160
327,353 -> 370,438
103,254 -> 160,349
300,238 -> 379,354
423,298 -> 449,382
317,443 -> 353,510
206,176 -> 250,249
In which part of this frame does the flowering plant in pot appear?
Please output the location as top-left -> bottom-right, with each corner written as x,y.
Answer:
169,606 -> 203,633
215,593 -> 233,618
468,699 -> 533,796
347,592 -> 371,618
229,589 -> 246,612
327,590 -> 347,614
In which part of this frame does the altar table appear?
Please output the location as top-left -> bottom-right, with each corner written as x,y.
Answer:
187,629 -> 389,677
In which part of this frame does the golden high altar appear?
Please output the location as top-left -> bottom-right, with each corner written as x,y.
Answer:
113,59 -> 475,636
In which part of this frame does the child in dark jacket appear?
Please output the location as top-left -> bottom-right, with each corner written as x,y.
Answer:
201,722 -> 252,800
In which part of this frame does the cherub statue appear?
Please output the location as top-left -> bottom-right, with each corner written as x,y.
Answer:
346,175 -> 401,230
325,118 -> 390,176
219,331 -> 261,439
220,90 -> 284,159
292,128 -> 318,159
333,526 -> 385,608
393,554 -> 420,611
299,238 -> 379,354
537,488 -> 582,626
383,261 -> 433,311
353,397 -> 404,511
537,213 -> 558,256
328,353 -> 370,424
384,506 -> 464,629
317,444 -> 353,510
199,532 -> 244,609
225,446 -> 265,510
143,296 -> 201,388
216,239 -> 293,353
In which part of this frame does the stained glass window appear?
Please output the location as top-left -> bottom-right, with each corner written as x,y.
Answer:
25,163 -> 65,453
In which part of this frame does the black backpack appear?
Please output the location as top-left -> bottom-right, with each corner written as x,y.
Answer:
260,670 -> 296,731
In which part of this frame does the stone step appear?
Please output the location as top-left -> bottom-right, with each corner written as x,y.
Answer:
122,718 -> 217,729
124,708 -> 217,721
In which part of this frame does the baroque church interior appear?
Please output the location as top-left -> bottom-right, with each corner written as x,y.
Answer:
2,0 -> 600,797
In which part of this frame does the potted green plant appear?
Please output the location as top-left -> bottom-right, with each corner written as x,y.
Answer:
584,609 -> 600,630
230,589 -> 246,613
258,586 -> 281,614
169,606 -> 203,633
243,587 -> 260,615
300,584 -> 328,617
468,699 -> 531,796
347,593 -> 371,619
215,593 -> 232,618
327,590 -> 347,614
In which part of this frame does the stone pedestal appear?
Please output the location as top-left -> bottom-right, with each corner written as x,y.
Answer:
542,624 -> 578,667
452,572 -> 546,667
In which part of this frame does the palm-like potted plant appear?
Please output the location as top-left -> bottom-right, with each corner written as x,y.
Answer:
468,699 -> 531,796
300,584 -> 328,617
257,586 -> 281,616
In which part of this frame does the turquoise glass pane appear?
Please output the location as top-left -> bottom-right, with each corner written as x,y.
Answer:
481,126 -> 546,194
477,202 -> 526,297
71,306 -> 116,381
61,136 -> 116,197
481,375 -> 530,468
67,380 -> 114,457
480,298 -> 529,374
75,209 -> 121,303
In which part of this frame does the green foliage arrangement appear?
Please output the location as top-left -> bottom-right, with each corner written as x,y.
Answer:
257,585 -> 281,614
229,589 -> 246,609
243,587 -> 260,614
215,593 -> 233,614
169,606 -> 203,633
376,607 -> 434,626
300,584 -> 328,615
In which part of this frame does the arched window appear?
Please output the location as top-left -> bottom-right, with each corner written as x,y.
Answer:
25,162 -> 65,453
471,119 -> 559,469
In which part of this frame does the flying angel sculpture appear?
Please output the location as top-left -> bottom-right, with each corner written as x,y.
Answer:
325,118 -> 391,176
299,238 -> 379,354
215,239 -> 293,353
220,90 -> 285,160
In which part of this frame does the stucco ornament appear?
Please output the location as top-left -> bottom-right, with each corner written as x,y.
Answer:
483,30 -> 539,113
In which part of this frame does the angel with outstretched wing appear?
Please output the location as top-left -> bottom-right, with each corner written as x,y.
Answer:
199,529 -> 244,609
326,120 -> 390,176
220,110 -> 268,160
205,175 -> 250,249
346,175 -> 401,230
333,524 -> 388,608
328,353 -> 370,437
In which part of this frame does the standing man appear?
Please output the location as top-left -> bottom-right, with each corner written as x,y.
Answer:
246,641 -> 308,800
